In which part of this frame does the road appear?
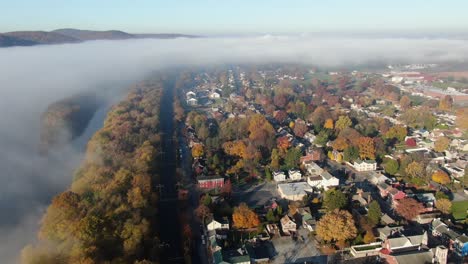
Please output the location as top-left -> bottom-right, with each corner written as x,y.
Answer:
157,79 -> 184,263
177,121 -> 209,264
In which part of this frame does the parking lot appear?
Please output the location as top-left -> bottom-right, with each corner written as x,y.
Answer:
232,181 -> 279,207
270,229 -> 327,264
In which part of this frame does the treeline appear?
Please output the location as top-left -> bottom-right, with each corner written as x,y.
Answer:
23,79 -> 165,263
40,93 -> 101,153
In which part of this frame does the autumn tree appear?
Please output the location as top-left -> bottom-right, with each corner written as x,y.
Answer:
434,136 -> 450,152
439,95 -> 453,111
395,198 -> 424,221
323,189 -> 347,211
276,136 -> 291,153
383,159 -> 399,175
367,201 -> 381,226
399,95 -> 412,110
191,143 -> 204,158
384,125 -> 407,142
293,119 -> 308,138
248,114 -> 275,149
455,108 -> 468,130
274,93 -> 288,108
324,118 -> 334,129
435,198 -> 452,214
432,170 -> 451,185
363,231 -> 375,244
316,209 -> 357,243
232,203 -> 260,229
405,161 -> 425,178
332,137 -> 348,151
335,115 -> 352,131
357,137 -> 375,160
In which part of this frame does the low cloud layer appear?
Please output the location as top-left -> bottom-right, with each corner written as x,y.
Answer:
1,35 -> 468,263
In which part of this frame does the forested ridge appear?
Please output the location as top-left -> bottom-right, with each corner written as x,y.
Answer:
23,78 -> 166,263
40,93 -> 100,153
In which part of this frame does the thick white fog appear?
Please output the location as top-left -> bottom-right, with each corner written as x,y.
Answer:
1,35 -> 468,262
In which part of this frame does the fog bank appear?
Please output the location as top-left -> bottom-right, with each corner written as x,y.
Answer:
1,35 -> 468,263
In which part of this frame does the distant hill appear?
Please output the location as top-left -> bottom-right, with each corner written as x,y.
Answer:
0,28 -> 198,48
53,28 -> 134,41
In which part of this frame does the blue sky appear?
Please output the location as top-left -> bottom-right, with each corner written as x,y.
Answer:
1,0 -> 467,34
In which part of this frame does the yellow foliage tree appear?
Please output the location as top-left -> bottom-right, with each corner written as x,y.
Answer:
435,198 -> 452,214
363,231 -> 375,244
432,170 -> 451,185
191,143 -> 204,158
405,161 -> 424,178
316,209 -> 357,243
233,203 -> 260,229
357,137 -> 375,160
434,136 -> 450,153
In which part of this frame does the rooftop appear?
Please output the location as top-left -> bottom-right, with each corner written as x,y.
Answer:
278,182 -> 312,196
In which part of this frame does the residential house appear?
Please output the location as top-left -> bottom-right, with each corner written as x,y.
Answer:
198,176 -> 224,189
280,215 -> 297,235
381,232 -> 428,254
303,132 -> 316,144
273,171 -> 286,182
288,169 -> 302,181
454,235 -> 468,257
187,97 -> 198,106
377,226 -> 404,241
347,160 -> 377,172
431,218 -> 468,257
306,171 -> 339,190
296,207 -> 316,232
415,192 -> 436,208
186,91 -> 196,99
207,218 -> 230,231
209,91 -> 221,99
368,171 -> 390,185
388,188 -> 407,207
352,189 -> 372,206
266,224 -> 280,237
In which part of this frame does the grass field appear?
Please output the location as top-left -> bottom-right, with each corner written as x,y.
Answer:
452,200 -> 468,220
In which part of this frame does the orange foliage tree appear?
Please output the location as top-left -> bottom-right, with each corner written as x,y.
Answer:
232,203 -> 260,229
357,137 -> 375,160
324,118 -> 334,129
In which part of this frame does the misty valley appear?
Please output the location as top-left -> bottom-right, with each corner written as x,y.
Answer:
0,35 -> 468,264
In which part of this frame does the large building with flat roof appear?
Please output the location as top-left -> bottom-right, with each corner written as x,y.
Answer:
277,182 -> 312,201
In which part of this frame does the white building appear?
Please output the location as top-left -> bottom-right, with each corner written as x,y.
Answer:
303,132 -> 316,144
187,98 -> 198,106
278,182 -> 312,201
288,169 -> 302,181
307,171 -> 339,190
186,91 -> 196,99
209,91 -> 221,99
273,171 -> 286,182
303,160 -> 324,176
280,215 -> 297,235
347,160 -> 377,172
206,218 -> 230,231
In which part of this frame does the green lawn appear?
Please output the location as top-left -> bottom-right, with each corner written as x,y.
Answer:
452,200 -> 468,220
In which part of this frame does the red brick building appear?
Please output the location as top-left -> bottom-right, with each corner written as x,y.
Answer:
197,176 -> 224,189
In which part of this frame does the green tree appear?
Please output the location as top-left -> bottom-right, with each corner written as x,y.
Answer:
367,201 -> 382,226
383,159 -> 399,175
343,146 -> 359,162
265,167 -> 272,181
284,147 -> 302,170
323,189 -> 347,211
201,194 -> 212,207
270,148 -> 280,170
